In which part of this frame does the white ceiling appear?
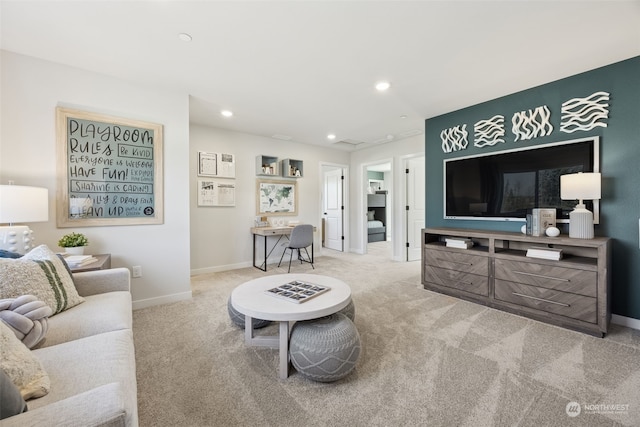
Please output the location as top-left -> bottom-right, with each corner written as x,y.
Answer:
2,1 -> 639,151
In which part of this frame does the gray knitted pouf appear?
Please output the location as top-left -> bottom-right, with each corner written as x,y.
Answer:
227,297 -> 271,329
289,313 -> 361,382
337,299 -> 355,321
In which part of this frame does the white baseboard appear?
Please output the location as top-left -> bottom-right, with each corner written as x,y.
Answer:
132,291 -> 192,310
191,261 -> 252,276
611,314 -> 640,330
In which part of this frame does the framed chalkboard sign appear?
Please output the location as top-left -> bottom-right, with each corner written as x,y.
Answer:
56,107 -> 164,227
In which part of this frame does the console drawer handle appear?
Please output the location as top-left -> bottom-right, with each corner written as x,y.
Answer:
513,270 -> 569,282
512,292 -> 570,307
435,257 -> 472,266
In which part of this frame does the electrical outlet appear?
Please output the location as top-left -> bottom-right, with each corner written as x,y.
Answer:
132,265 -> 142,278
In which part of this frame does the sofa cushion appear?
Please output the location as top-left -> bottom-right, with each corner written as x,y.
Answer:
31,329 -> 137,427
0,245 -> 84,315
0,369 -> 28,419
40,291 -> 132,348
0,320 -> 50,400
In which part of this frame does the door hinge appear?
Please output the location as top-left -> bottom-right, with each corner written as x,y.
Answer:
406,205 -> 409,210
406,242 -> 410,248
341,236 -> 345,240
341,175 -> 344,180
341,206 -> 344,210
406,168 -> 409,174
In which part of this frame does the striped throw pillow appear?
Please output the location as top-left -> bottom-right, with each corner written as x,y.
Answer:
0,245 -> 84,315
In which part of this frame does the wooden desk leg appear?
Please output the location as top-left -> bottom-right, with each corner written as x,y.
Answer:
279,321 -> 290,379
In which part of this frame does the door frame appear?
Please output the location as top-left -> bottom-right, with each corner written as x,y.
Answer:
319,161 -> 349,255
402,154 -> 425,261
361,158 -> 393,255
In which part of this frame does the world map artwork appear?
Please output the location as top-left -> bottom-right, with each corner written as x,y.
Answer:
258,181 -> 296,214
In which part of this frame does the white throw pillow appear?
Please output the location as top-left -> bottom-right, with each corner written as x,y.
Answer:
0,320 -> 50,400
0,245 -> 84,315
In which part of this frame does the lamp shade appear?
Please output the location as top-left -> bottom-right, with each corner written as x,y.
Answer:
0,185 -> 49,224
560,172 -> 601,201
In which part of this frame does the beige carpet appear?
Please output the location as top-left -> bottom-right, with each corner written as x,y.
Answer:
133,242 -> 640,426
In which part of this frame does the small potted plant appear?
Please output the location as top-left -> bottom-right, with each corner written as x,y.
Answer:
58,232 -> 89,255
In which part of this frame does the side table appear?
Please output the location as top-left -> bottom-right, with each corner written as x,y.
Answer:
69,254 -> 111,273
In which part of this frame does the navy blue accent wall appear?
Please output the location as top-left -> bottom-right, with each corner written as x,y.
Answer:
425,56 -> 640,320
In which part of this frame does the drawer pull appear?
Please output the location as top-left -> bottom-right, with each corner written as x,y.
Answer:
513,271 -> 569,282
512,292 -> 570,307
435,257 -> 472,266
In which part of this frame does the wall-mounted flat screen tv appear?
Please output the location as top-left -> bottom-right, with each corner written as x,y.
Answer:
444,136 -> 599,223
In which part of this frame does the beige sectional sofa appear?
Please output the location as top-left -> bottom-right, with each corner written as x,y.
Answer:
1,268 -> 137,427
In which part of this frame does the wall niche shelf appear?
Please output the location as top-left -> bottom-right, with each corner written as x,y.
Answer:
256,155 -> 279,176
281,158 -> 303,178
422,227 -> 611,337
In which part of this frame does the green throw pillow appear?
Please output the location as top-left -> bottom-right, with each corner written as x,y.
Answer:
0,245 -> 84,315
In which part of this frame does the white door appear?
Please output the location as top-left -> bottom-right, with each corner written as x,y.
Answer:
406,156 -> 425,261
324,168 -> 344,251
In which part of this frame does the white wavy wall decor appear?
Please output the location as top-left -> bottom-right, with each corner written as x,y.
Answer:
474,115 -> 505,147
440,125 -> 468,153
560,91 -> 610,133
511,106 -> 553,141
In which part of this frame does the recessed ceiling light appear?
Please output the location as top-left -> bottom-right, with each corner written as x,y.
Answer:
178,33 -> 192,42
400,115 -> 408,119
327,134 -> 336,140
221,110 -> 233,118
375,81 -> 391,91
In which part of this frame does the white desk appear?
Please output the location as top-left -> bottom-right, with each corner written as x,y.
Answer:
250,226 -> 314,271
231,274 -> 351,379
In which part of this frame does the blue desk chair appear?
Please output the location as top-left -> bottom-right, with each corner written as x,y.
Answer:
278,224 -> 314,273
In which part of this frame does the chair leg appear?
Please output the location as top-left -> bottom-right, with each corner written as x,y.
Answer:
278,247 -> 288,268
288,248 -> 294,273
303,247 -> 315,269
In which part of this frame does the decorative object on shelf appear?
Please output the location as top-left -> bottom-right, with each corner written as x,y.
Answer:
561,172 -> 601,239
473,115 -> 505,147
545,226 -> 561,237
561,91 -> 610,133
531,208 -> 556,237
511,105 -> 553,141
56,107 -> 164,227
0,183 -> 49,254
526,246 -> 563,261
440,124 -> 468,153
57,232 -> 89,255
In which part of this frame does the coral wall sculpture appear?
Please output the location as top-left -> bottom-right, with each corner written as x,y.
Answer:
560,91 -> 610,133
511,105 -> 553,141
440,124 -> 469,153
474,115 -> 505,147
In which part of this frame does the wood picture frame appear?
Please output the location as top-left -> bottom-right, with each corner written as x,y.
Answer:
256,179 -> 297,216
56,107 -> 164,227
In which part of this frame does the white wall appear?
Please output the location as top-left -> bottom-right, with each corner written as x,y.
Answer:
189,123 -> 350,273
349,134 -> 425,259
1,51 -> 192,309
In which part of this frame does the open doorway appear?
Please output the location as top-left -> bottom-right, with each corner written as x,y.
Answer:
321,163 -> 348,253
365,161 -> 392,258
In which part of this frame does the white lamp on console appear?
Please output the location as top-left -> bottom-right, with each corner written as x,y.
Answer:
560,172 -> 601,239
0,183 -> 49,254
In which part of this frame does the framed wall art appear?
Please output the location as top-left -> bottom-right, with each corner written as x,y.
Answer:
256,179 -> 297,216
197,179 -> 236,207
56,107 -> 164,227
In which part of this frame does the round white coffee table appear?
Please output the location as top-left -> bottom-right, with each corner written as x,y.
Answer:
231,274 -> 352,379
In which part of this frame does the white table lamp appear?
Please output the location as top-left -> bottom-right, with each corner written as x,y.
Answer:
0,184 -> 49,254
560,172 -> 601,239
